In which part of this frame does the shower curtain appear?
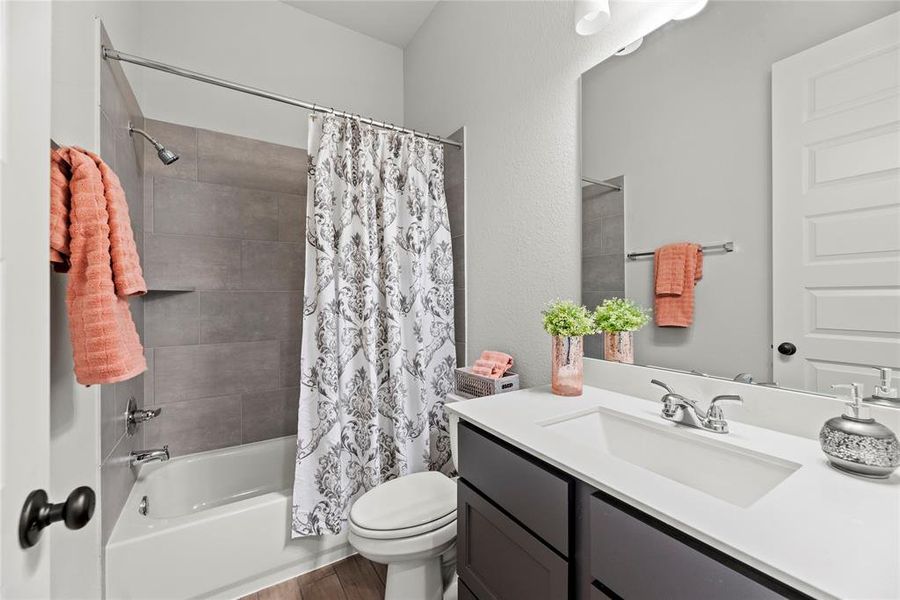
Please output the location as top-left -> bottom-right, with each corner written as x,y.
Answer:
291,115 -> 456,537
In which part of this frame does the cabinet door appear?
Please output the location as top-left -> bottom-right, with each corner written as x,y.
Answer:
458,481 -> 568,600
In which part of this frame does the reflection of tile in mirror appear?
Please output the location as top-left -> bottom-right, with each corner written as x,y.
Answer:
582,176 -> 625,359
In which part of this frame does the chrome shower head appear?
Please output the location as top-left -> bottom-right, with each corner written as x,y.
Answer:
156,147 -> 180,165
128,123 -> 180,166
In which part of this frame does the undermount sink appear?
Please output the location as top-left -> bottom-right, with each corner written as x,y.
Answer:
540,408 -> 800,508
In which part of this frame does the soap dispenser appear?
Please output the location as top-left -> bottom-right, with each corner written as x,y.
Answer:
820,383 -> 900,478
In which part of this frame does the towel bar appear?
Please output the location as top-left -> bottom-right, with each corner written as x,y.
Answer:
626,241 -> 733,261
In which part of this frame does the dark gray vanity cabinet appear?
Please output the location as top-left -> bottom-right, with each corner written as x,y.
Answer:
457,421 -> 811,600
457,422 -> 573,599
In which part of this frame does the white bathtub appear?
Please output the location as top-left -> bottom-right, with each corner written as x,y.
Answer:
106,436 -> 351,600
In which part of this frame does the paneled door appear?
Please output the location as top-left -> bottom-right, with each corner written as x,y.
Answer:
0,1 -> 54,596
772,12 -> 900,392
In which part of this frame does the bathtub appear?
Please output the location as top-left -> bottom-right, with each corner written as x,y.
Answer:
106,436 -> 351,600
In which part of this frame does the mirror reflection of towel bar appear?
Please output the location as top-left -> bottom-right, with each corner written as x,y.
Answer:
626,241 -> 734,261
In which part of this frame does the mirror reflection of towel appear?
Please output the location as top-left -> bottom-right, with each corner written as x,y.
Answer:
654,242 -> 703,327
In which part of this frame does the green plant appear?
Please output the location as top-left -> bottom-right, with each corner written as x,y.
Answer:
542,299 -> 595,337
592,298 -> 651,333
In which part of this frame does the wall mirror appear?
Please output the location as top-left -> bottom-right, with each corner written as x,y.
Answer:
580,1 -> 900,398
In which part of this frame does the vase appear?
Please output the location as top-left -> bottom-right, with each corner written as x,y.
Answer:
551,335 -> 584,396
604,331 -> 634,364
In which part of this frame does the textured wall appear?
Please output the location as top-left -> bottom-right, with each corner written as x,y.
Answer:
404,1 -> 683,385
582,1 -> 900,380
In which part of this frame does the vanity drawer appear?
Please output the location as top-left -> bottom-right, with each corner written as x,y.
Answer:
589,492 -> 805,599
458,480 -> 569,600
458,422 -> 571,555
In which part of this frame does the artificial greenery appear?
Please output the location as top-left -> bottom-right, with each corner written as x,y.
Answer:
542,299 -> 595,337
592,298 -> 651,333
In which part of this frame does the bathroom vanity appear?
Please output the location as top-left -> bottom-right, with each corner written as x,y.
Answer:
447,382 -> 900,600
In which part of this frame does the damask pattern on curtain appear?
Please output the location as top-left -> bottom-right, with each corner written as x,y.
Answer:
291,115 -> 456,538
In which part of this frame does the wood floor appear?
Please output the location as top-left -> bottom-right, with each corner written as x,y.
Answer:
241,555 -> 387,600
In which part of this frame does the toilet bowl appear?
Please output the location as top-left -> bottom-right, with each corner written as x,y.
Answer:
348,393 -> 467,600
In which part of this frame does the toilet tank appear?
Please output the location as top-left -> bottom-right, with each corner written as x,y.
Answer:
445,392 -> 469,472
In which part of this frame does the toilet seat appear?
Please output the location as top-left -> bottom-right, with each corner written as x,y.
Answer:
349,471 -> 457,541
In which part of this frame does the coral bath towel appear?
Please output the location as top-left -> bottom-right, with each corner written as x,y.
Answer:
50,147 -> 147,385
654,242 -> 703,327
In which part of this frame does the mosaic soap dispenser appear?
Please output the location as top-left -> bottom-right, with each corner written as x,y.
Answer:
820,383 -> 900,478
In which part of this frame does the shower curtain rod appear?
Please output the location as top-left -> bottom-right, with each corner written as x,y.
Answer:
581,176 -> 622,191
102,47 -> 463,149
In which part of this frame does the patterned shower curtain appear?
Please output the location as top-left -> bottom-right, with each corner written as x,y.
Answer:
291,115 -> 456,537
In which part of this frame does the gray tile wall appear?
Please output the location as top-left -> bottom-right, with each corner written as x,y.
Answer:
446,128 -> 466,367
98,27 -> 147,546
140,120 -> 467,458
141,119 -> 306,457
582,177 -> 625,359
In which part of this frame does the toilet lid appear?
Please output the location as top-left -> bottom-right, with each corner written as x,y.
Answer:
349,471 -> 456,533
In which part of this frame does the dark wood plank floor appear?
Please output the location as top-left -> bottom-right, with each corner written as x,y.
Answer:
241,555 -> 387,600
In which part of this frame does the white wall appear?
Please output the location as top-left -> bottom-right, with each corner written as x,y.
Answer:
137,1 -> 404,148
50,4 -> 144,598
582,1 -> 899,381
403,1 -> 686,385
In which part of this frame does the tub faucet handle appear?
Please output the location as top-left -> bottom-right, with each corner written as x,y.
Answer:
126,397 -> 162,435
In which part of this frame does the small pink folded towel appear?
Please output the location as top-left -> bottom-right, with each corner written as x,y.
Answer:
470,351 -> 514,379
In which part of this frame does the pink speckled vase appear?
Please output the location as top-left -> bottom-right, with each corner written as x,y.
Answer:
551,335 -> 584,396
603,331 -> 634,364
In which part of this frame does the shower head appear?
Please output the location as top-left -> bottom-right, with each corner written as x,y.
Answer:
156,147 -> 180,165
128,123 -> 180,166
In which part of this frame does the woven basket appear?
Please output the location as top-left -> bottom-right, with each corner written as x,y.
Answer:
454,367 -> 520,398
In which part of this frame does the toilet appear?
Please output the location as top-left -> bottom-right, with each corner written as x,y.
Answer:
348,393 -> 467,600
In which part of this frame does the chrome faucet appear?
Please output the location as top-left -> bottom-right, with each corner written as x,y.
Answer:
130,445 -> 169,467
125,397 -> 162,435
733,373 -> 778,387
651,380 -> 743,434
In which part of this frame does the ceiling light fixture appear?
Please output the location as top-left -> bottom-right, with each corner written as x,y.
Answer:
575,0 -> 611,36
615,37 -> 644,56
671,0 -> 708,21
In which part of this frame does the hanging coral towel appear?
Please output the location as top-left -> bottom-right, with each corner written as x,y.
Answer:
50,147 -> 147,385
654,242 -> 703,327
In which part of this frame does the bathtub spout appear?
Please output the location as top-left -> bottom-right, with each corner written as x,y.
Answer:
131,445 -> 170,467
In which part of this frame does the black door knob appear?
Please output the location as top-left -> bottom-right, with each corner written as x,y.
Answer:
777,342 -> 797,356
19,486 -> 95,549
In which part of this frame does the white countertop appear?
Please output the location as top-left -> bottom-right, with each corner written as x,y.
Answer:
445,384 -> 900,600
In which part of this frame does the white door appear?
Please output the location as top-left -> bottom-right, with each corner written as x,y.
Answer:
772,12 -> 900,393
0,1 -> 54,596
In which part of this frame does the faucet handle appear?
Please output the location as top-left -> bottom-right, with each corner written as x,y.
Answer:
710,394 -> 743,406
651,379 -> 674,394
707,394 -> 743,428
874,368 -> 898,399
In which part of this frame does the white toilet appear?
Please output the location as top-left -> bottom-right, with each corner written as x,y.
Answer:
348,393 -> 467,600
